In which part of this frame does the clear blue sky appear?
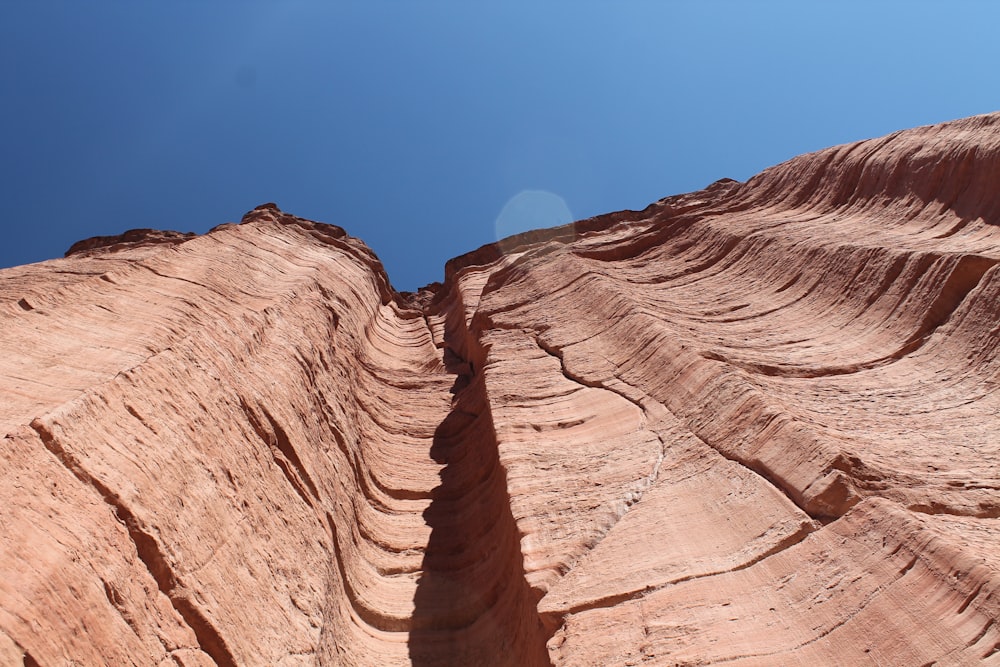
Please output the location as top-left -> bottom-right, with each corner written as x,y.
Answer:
3,3 -> 999,291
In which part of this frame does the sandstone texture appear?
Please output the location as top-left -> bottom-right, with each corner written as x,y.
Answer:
4,114 -> 1000,665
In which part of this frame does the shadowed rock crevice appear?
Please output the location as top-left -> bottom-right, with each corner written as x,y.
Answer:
409,291 -> 552,666
408,382 -> 552,666
29,419 -> 237,667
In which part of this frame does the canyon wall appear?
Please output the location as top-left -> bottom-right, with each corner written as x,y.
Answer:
3,113 -> 1000,665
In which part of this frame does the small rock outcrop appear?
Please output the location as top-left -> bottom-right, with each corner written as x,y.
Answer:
3,113 -> 1000,665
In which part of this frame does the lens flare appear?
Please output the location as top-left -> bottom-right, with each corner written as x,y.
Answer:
494,190 -> 573,254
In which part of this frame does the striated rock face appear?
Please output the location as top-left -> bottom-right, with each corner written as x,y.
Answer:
3,115 -> 1000,665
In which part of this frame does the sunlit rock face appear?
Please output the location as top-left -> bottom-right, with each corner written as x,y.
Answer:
4,114 -> 1000,666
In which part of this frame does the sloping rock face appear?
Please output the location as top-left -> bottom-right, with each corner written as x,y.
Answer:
3,114 -> 1000,666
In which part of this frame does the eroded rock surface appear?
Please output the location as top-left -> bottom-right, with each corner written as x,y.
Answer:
4,116 -> 1000,665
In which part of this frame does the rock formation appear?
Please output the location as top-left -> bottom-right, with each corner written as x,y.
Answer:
3,113 -> 1000,665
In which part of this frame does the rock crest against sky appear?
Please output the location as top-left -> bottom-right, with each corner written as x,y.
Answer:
6,4 -> 1000,291
3,115 -> 1000,665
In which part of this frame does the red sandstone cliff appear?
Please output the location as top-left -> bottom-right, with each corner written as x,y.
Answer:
3,114 -> 1000,665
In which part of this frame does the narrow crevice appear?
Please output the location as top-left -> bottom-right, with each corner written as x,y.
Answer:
258,405 -> 322,500
408,288 -> 554,667
238,398 -> 320,507
29,419 -> 238,667
169,597 -> 237,667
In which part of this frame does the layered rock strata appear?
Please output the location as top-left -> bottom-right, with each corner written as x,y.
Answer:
3,113 -> 1000,665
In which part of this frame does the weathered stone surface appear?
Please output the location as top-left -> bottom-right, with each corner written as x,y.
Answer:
3,115 -> 1000,665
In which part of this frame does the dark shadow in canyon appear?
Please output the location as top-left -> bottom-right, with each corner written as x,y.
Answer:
408,369 -> 553,666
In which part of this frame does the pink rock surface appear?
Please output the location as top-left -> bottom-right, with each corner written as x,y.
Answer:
3,114 -> 1000,665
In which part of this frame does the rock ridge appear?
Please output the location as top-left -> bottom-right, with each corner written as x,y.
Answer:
2,112 -> 1000,665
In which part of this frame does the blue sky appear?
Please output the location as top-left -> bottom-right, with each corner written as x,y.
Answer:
3,3 -> 1000,291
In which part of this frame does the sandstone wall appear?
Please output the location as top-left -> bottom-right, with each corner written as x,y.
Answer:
4,114 -> 1000,665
